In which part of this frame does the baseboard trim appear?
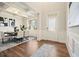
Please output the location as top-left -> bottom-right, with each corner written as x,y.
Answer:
39,39 -> 65,45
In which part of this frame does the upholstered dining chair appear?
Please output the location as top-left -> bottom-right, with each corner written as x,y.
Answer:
0,31 -> 4,43
0,31 -> 10,44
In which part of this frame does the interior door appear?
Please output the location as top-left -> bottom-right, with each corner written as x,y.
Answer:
42,15 -> 57,41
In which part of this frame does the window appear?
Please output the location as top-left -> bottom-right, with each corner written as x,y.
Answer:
26,20 -> 37,30
30,20 -> 37,30
48,16 -> 56,31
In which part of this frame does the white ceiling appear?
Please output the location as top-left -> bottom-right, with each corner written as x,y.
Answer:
1,2 -> 37,18
26,2 -> 67,13
0,2 -> 67,18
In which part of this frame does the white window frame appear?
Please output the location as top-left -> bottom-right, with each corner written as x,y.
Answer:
48,16 -> 56,32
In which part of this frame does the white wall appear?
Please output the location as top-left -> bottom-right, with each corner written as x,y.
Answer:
56,10 -> 67,43
39,3 -> 67,43
26,3 -> 67,43
0,11 -> 24,32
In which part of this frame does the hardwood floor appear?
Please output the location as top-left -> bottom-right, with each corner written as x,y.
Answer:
0,40 -> 70,57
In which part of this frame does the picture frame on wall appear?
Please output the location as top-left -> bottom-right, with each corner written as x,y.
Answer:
9,18 -> 15,27
0,16 -> 15,27
11,19 -> 15,27
0,22 -> 4,27
4,18 -> 9,26
0,17 -> 4,27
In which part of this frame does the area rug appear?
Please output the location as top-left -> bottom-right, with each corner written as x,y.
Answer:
31,44 -> 57,57
0,39 -> 29,52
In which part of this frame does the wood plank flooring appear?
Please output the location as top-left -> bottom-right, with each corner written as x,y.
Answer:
0,40 -> 70,57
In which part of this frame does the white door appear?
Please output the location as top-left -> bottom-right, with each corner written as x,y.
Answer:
42,15 -> 57,41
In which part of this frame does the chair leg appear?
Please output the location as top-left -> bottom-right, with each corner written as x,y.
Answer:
2,38 -> 4,44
